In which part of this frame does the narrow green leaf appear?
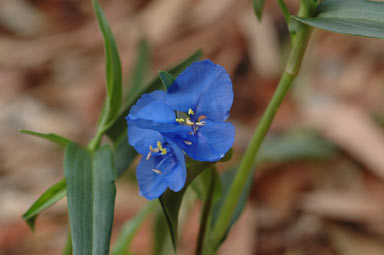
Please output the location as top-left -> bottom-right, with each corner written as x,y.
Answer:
112,201 -> 157,255
22,179 -> 66,230
128,39 -> 150,96
20,129 -> 71,148
65,143 -> 117,255
159,159 -> 211,251
253,0 -> 266,21
92,145 -> 117,254
159,71 -> 175,90
93,0 -> 122,129
64,143 -> 93,254
106,49 -> 203,142
294,0 -> 384,39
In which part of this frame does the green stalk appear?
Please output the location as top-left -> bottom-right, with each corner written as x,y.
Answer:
209,2 -> 315,250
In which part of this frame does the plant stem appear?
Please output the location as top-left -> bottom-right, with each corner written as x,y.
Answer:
195,168 -> 216,255
209,4 -> 314,250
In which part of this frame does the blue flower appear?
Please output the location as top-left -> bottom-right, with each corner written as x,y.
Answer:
165,60 -> 235,162
127,92 -> 186,200
126,59 -> 235,199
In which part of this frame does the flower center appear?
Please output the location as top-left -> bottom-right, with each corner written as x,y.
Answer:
176,108 -> 207,127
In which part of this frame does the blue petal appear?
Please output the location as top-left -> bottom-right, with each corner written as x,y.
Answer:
128,100 -> 175,123
136,141 -> 186,200
166,60 -> 233,122
174,120 -> 235,162
127,125 -> 165,155
136,156 -> 168,200
164,140 -> 186,192
129,90 -> 166,115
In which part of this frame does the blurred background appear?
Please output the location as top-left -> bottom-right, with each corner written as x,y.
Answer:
2,0 -> 384,254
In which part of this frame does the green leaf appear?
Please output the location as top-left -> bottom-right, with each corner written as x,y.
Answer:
114,133 -> 137,177
253,0 -> 266,21
20,129 -> 71,148
112,201 -> 157,255
22,179 -> 66,230
106,49 -> 203,142
65,143 -> 117,255
159,71 -> 176,90
93,0 -> 122,129
294,0 -> 384,39
128,39 -> 150,96
159,159 -> 211,251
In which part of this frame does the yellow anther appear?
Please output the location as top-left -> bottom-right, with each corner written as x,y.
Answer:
146,151 -> 152,160
186,118 -> 195,126
160,148 -> 167,155
176,118 -> 184,123
157,141 -> 163,149
152,168 -> 162,174
195,121 -> 206,126
188,108 -> 195,115
184,141 -> 192,145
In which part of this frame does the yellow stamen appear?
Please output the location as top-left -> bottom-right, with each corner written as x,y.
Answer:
152,168 -> 162,174
146,151 -> 152,160
147,141 -> 167,160
184,141 -> 192,145
186,118 -> 194,126
188,108 -> 195,115
195,121 -> 206,126
160,148 -> 167,155
176,118 -> 184,123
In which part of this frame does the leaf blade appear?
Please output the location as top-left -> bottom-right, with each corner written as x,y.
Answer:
20,129 -> 71,148
294,0 -> 384,39
93,0 -> 122,128
22,179 -> 66,230
253,0 -> 266,21
92,145 -> 117,254
159,71 -> 176,90
64,143 -> 117,255
64,143 -> 93,255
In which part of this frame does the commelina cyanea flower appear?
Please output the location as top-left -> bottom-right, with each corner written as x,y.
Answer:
126,60 -> 235,200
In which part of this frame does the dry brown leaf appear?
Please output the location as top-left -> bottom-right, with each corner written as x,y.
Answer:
300,190 -> 384,223
304,103 -> 384,181
328,224 -> 384,255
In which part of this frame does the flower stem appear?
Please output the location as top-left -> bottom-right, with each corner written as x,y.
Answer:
195,167 -> 216,255
209,3 -> 314,249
